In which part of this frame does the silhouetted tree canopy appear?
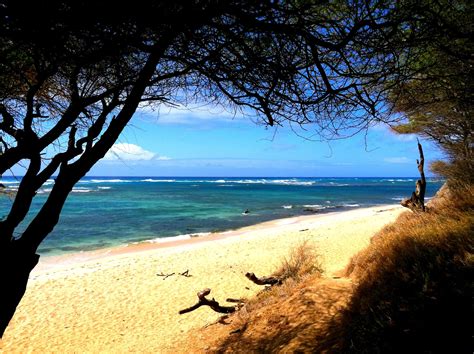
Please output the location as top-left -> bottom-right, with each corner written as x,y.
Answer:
0,0 -> 468,337
389,0 -> 473,185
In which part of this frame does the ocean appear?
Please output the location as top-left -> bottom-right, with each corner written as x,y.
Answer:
0,177 -> 444,257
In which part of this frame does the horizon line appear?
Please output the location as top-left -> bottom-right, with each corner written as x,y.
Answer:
1,175 -> 441,179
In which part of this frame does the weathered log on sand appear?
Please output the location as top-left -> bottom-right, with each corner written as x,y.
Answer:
179,288 -> 236,314
245,272 -> 282,286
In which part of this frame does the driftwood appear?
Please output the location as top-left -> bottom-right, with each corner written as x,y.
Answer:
157,272 -> 175,279
245,272 -> 282,286
157,269 -> 192,279
179,288 -> 236,314
401,139 -> 427,212
179,270 -> 192,277
179,272 -> 281,315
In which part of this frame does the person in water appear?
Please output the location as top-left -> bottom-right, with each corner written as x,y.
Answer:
243,209 -> 250,214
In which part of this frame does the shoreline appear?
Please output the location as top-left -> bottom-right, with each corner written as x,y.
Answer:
36,203 -> 398,263
34,204 -> 400,274
1,204 -> 405,352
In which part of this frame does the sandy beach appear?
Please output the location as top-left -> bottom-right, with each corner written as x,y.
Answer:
0,205 -> 404,353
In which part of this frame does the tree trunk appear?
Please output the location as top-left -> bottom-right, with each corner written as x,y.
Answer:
401,140 -> 427,212
0,242 -> 39,337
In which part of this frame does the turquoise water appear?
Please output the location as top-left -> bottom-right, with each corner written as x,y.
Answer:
0,177 -> 444,256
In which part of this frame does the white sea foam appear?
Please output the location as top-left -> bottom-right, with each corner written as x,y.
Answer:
282,205 -> 293,209
75,178 -> 320,186
141,179 -> 176,182
98,186 -> 112,190
88,179 -> 132,183
391,197 -> 405,201
146,232 -> 211,244
272,179 -> 314,186
343,203 -> 360,207
234,179 -> 267,184
303,204 -> 323,208
72,188 -> 93,193
38,187 -> 93,193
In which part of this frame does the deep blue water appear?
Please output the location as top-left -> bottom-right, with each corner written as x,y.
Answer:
0,177 -> 444,256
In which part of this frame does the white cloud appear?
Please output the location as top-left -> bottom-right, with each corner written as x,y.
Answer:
384,156 -> 412,164
371,123 -> 418,142
392,133 -> 417,142
103,143 -> 170,161
137,103 -> 248,125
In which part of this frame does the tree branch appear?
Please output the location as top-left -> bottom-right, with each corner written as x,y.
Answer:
245,272 -> 282,286
0,152 -> 42,242
19,36 -> 176,254
179,288 -> 236,315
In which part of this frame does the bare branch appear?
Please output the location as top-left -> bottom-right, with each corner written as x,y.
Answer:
245,272 -> 282,286
179,288 -> 236,315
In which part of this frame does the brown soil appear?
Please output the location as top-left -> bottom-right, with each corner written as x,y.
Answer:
176,276 -> 353,353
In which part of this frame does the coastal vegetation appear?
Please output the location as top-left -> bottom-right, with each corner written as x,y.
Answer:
0,0 -> 472,349
187,184 -> 472,353
388,0 -> 473,186
330,184 -> 473,353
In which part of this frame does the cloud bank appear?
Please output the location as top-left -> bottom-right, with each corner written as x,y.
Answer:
104,143 -> 170,161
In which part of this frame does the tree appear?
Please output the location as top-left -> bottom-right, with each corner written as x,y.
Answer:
389,0 -> 474,186
401,139 -> 426,211
0,0 -> 435,336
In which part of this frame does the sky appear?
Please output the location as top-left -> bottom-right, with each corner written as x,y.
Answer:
81,105 -> 444,177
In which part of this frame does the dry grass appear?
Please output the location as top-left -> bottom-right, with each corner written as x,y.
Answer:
207,276 -> 351,353
237,241 -> 323,318
192,184 -> 473,353
202,184 -> 473,353
273,240 -> 324,282
209,242 -> 323,352
195,241 -> 326,353
316,184 -> 474,353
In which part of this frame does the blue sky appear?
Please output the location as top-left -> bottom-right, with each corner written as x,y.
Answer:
84,105 -> 444,177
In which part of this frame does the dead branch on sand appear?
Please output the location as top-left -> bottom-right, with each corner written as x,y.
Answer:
179,272 -> 281,315
157,269 -> 192,279
179,288 -> 237,314
245,272 -> 282,286
157,272 -> 175,279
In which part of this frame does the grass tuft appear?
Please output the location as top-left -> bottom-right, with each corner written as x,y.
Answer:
273,241 -> 324,282
233,241 -> 323,325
